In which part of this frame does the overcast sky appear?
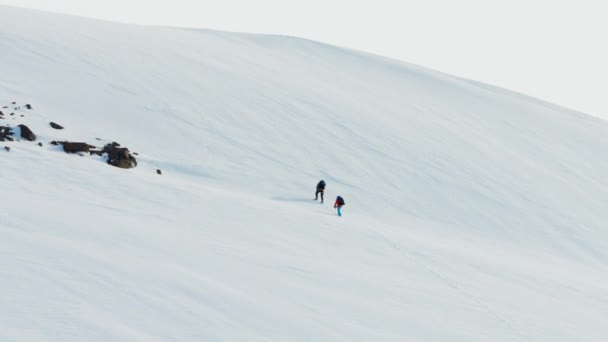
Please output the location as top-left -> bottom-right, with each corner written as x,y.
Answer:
2,0 -> 608,119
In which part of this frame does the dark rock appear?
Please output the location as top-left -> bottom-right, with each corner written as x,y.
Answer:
4,146 -> 9,151
102,143 -> 137,169
38,142 -> 43,147
10,113 -> 14,116
20,115 -> 24,117
50,141 -> 60,146
133,152 -> 139,155
62,142 -> 93,153
25,104 -> 32,109
11,102 -> 15,104
0,126 -> 12,142
50,122 -> 64,130
18,124 -> 36,141
1,126 -> 13,139
157,169 -> 162,175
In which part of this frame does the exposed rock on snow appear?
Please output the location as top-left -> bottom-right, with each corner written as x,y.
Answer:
3,99 -> 139,170
60,142 -> 94,153
17,124 -> 35,141
52,140 -> 138,169
49,122 -> 63,129
100,143 -> 137,169
0,126 -> 13,141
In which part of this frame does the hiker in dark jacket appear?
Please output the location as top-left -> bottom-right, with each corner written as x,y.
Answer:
334,196 -> 345,216
315,180 -> 326,203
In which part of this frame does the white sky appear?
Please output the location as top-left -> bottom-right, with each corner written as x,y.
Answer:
2,0 -> 608,119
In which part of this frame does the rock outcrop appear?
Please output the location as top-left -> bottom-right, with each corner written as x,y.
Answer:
63,142 -> 94,153
3,100 -> 143,171
18,124 -> 36,141
50,122 -> 64,129
100,143 -> 137,169
0,126 -> 14,141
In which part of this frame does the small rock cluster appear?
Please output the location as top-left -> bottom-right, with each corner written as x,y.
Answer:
0,102 -> 31,121
1,125 -> 15,142
51,140 -> 138,169
2,100 -> 155,172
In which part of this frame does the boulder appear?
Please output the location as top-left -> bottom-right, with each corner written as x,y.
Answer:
62,142 -> 93,153
102,143 -> 137,169
18,124 -> 36,141
50,122 -> 64,129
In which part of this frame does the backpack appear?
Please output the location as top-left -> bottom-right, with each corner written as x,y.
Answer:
317,180 -> 326,189
337,196 -> 345,205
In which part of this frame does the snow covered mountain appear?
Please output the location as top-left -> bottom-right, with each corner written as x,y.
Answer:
2,5 -> 608,341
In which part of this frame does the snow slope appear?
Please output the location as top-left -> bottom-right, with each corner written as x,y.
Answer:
2,5 -> 608,341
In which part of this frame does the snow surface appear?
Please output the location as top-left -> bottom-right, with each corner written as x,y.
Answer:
2,5 -> 608,341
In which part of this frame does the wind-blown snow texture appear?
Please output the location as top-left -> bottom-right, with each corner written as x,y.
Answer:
2,5 -> 608,341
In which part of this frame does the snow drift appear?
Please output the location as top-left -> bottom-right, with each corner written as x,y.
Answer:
1,5 -> 608,341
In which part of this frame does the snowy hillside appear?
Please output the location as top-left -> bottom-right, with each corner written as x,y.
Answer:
2,5 -> 608,341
